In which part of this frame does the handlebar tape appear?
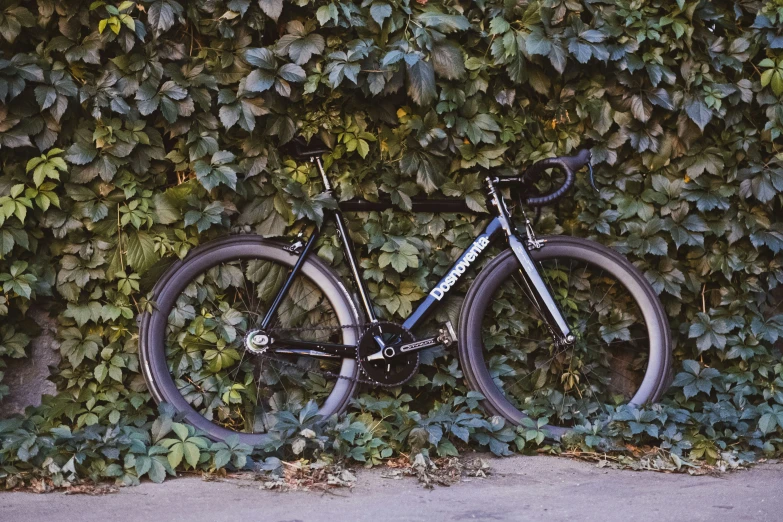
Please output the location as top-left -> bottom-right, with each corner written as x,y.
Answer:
523,149 -> 592,207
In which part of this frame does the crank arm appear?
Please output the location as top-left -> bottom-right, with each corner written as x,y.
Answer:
367,321 -> 458,361
399,336 -> 440,353
366,336 -> 440,361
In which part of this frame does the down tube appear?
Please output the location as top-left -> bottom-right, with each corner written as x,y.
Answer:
403,217 -> 504,331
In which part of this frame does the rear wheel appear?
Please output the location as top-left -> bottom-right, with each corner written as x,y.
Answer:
458,236 -> 671,437
139,235 -> 361,446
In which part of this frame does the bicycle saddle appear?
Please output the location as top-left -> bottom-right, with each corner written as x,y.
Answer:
288,136 -> 331,158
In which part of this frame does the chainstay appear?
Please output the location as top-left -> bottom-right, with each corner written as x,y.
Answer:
253,321 -> 409,388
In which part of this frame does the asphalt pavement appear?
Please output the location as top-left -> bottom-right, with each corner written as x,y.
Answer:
1,455 -> 781,521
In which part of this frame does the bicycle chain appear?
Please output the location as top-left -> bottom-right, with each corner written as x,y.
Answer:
250,321 -> 413,388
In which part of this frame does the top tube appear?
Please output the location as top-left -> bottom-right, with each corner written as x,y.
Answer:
339,197 -> 473,214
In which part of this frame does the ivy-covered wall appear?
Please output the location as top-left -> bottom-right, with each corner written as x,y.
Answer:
1,0 -> 783,485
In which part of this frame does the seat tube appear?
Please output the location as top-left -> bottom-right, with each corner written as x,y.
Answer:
332,209 -> 378,322
314,157 -> 378,323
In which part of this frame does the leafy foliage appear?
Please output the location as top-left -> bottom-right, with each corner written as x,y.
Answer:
1,0 -> 783,487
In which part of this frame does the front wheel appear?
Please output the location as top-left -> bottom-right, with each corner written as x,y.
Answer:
458,236 -> 671,437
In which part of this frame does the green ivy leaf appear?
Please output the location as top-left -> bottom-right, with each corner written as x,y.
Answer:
370,3 -> 392,25
167,442 -> 184,468
758,413 -> 777,435
193,151 -> 238,191
184,201 -> 225,233
431,42 -> 465,80
406,60 -> 437,106
688,312 -> 732,352
258,0 -> 283,20
246,69 -> 276,92
64,142 -> 98,165
316,4 -> 339,25
685,96 -> 712,131
416,12 -> 470,33
285,33 -> 325,65
278,63 -> 306,83
378,242 -> 419,272
126,231 -> 159,274
147,0 -> 183,37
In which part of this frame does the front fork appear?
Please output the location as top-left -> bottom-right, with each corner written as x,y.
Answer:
486,178 -> 574,345
508,235 -> 574,344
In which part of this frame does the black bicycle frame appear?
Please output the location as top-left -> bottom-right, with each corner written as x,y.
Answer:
261,158 -> 573,359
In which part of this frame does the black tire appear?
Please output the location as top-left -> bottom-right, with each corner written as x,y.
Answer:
139,235 -> 361,446
458,236 -> 671,438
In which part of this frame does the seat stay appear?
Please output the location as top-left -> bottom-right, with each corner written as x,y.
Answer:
260,226 -> 321,330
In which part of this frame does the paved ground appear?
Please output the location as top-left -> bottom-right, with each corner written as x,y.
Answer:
2,455 -> 781,522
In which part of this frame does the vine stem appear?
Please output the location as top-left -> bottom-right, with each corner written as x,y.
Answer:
117,204 -> 125,272
701,284 -> 706,314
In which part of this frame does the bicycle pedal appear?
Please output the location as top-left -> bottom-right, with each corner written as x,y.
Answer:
438,321 -> 458,347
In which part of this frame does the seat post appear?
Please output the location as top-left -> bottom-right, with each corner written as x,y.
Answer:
312,156 -> 332,191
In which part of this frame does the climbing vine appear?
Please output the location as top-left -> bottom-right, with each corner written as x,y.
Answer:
1,0 -> 783,486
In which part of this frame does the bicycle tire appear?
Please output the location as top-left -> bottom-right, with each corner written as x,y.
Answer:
458,236 -> 672,438
139,234 -> 361,446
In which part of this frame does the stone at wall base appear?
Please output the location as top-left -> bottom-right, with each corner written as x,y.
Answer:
0,308 -> 59,417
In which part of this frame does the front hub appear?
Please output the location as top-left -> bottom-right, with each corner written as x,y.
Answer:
245,329 -> 272,354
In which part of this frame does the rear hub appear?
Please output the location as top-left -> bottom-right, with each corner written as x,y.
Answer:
245,329 -> 271,354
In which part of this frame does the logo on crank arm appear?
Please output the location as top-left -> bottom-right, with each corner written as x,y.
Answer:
429,235 -> 491,301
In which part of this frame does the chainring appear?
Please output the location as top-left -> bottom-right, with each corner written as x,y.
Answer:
357,322 -> 419,386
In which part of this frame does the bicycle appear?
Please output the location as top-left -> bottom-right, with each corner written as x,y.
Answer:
139,141 -> 672,444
